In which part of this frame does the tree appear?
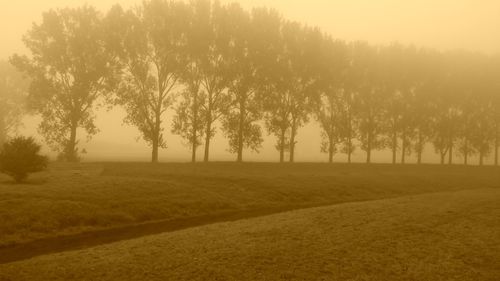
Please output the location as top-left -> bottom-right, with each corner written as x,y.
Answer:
0,61 -> 28,147
0,136 -> 48,183
412,49 -> 440,164
11,6 -> 117,162
107,1 -> 189,163
222,3 -> 263,162
490,56 -> 500,166
316,38 -> 348,163
353,43 -> 385,163
170,1 -> 210,163
171,82 -> 206,162
430,52 -> 463,165
193,0 -> 234,162
261,19 -> 322,163
255,9 -> 291,163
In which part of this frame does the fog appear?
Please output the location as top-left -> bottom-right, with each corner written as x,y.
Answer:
1,0 -> 499,163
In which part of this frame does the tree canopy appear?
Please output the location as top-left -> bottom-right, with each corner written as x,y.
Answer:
9,0 -> 500,165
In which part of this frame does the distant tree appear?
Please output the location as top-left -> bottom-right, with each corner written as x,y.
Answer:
491,57 -> 500,166
262,21 -> 323,163
469,101 -> 494,166
192,0 -> 234,162
353,43 -> 385,164
378,44 -> 419,164
0,136 -> 48,183
338,58 -> 358,164
0,61 -> 28,147
249,8 -> 289,162
107,1 -> 189,163
316,38 -> 348,163
171,80 -> 206,162
285,24 -> 323,163
171,1 -> 209,163
430,53 -> 464,165
11,6 -> 117,162
412,49 -> 440,164
221,4 -> 263,162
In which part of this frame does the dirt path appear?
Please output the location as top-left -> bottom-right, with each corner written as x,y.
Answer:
0,205 -> 309,264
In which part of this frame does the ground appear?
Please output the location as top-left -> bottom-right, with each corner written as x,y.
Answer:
0,163 -> 499,280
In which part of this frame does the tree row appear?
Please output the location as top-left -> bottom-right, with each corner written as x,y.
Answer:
4,0 -> 500,165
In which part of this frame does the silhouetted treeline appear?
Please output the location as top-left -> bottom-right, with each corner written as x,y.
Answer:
8,0 -> 500,165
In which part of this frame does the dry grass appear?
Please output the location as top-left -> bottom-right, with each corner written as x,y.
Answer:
1,188 -> 499,281
0,162 -> 498,246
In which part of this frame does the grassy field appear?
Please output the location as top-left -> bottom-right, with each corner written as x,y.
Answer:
0,162 -> 499,247
1,188 -> 499,281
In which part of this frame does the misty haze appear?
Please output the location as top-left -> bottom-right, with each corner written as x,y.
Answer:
0,1 -> 499,280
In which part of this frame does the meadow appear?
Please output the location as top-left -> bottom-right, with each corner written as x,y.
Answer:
1,163 -> 498,247
0,162 -> 499,279
0,187 -> 499,280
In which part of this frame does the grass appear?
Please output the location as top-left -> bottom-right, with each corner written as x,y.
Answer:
1,188 -> 499,281
0,162 -> 499,247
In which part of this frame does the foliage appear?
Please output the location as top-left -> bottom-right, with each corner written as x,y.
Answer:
0,61 -> 28,147
0,136 -> 48,182
11,6 -> 118,162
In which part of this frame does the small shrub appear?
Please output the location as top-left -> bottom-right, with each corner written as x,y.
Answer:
0,136 -> 48,183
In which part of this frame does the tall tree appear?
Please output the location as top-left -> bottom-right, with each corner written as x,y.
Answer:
11,6 -> 117,161
221,3 -> 263,162
353,43 -> 385,163
412,49 -> 441,164
0,61 -> 27,147
253,8 -> 291,163
171,82 -> 206,162
285,24 -> 323,162
338,45 -> 359,163
107,1 -> 189,163
171,0 -> 211,163
192,0 -> 233,162
491,56 -> 500,166
316,38 -> 348,163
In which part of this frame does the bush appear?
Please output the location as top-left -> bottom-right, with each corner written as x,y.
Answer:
0,136 -> 48,183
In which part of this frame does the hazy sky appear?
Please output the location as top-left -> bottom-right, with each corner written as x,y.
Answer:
1,0 -> 499,163
1,0 -> 500,60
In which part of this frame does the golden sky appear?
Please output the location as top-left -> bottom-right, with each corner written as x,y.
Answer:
1,0 -> 500,60
1,0 -> 499,163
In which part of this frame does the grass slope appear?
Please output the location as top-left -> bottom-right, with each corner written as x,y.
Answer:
0,162 -> 499,246
1,188 -> 499,281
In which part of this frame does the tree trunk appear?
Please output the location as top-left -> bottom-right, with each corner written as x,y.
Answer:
417,130 -> 423,165
347,110 -> 352,164
347,136 -> 352,164
495,132 -> 499,166
401,134 -> 406,164
392,130 -> 397,165
279,128 -> 286,163
329,141 -> 334,163
191,92 -> 199,163
237,101 -> 245,163
289,119 -> 297,163
440,151 -> 446,165
0,115 -> 5,149
204,99 -> 212,163
479,151 -> 484,166
67,121 -> 78,162
448,137 -> 453,165
151,136 -> 159,163
366,132 -> 372,164
204,120 -> 211,163
328,112 -> 335,164
151,111 -> 161,163
464,138 -> 468,166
